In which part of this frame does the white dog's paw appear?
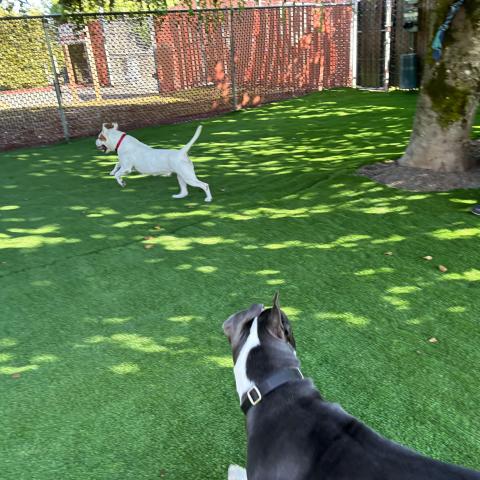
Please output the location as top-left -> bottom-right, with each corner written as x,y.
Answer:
205,196 -> 212,202
109,170 -> 116,176
228,465 -> 247,480
172,193 -> 188,199
119,181 -> 126,188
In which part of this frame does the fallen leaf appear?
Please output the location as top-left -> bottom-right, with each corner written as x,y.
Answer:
384,251 -> 393,256
11,373 -> 21,379
428,337 -> 438,344
438,265 -> 448,272
144,235 -> 154,240
153,225 -> 161,230
423,255 -> 433,261
144,244 -> 155,249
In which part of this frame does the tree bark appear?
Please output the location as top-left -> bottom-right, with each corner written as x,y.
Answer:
398,0 -> 480,172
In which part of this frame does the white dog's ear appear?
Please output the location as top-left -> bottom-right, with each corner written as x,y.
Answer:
112,122 -> 118,130
102,123 -> 109,131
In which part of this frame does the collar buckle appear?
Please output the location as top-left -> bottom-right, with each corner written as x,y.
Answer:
247,385 -> 262,406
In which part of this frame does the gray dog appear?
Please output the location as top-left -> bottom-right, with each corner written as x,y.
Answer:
223,294 -> 480,480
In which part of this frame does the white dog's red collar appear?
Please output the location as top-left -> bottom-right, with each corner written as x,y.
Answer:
115,133 -> 127,153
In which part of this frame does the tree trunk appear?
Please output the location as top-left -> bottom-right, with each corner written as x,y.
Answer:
398,0 -> 480,172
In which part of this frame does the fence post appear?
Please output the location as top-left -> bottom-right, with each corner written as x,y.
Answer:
383,0 -> 393,91
350,0 -> 359,89
229,8 -> 238,111
42,18 -> 70,142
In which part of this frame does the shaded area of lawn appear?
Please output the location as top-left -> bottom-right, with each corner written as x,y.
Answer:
1,89 -> 479,479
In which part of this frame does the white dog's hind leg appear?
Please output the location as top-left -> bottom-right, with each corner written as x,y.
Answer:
172,175 -> 189,199
184,177 -> 212,202
228,465 -> 247,480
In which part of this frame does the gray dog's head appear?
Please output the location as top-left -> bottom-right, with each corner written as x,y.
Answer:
95,123 -> 120,153
223,293 -> 296,364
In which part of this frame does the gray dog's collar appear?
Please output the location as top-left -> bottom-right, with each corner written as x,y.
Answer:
240,367 -> 304,414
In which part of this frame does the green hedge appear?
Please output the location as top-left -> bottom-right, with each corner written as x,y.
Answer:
0,19 -> 53,91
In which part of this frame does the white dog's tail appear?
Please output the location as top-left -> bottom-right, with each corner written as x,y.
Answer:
180,125 -> 202,154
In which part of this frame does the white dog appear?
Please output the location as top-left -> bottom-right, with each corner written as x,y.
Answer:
95,123 -> 212,202
228,465 -> 247,480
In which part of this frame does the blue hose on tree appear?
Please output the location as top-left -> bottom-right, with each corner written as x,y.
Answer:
431,0 -> 465,62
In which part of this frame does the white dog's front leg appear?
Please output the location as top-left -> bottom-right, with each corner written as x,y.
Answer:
228,465 -> 247,480
115,170 -> 127,188
110,163 -> 120,176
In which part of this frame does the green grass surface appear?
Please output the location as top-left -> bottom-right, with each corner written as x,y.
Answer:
1,89 -> 479,479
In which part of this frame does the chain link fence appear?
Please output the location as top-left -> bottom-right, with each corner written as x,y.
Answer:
0,3 -> 354,151
356,0 -> 415,89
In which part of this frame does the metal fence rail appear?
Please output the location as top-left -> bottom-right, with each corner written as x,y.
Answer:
0,3 -> 354,150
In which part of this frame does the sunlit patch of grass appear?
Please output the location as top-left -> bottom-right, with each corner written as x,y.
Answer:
109,363 -> 140,374
442,270 -> 480,282
446,306 -> 467,313
430,228 -> 480,240
0,364 -> 39,375
30,354 -> 58,363
0,205 -> 20,211
85,334 -> 167,353
316,311 -> 369,326
264,234 -> 372,251
0,235 -> 80,249
382,295 -> 410,310
355,267 -> 394,276
153,235 -> 233,251
175,264 -> 193,270
7,224 -> 59,234
164,336 -> 189,344
195,265 -> 218,273
371,234 -> 405,244
31,280 -> 53,287
168,315 -> 200,323
206,356 -> 232,368
256,269 -> 281,276
387,286 -> 421,294
102,317 -> 132,325
358,205 -> 409,215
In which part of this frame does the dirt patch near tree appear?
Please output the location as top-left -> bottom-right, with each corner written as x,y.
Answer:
358,140 -> 480,192
358,160 -> 480,192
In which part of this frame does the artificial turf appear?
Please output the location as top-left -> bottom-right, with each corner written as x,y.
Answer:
1,89 -> 479,479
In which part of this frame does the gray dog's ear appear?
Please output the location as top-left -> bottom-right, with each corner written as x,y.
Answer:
245,303 -> 264,321
266,291 -> 285,339
223,303 -> 263,338
273,291 -> 280,309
